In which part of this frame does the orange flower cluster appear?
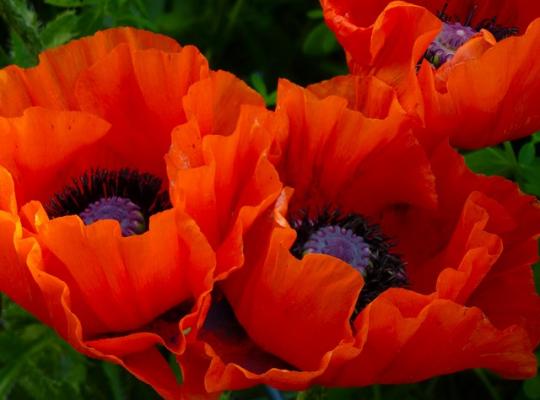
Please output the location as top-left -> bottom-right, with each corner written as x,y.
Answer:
322,0 -> 540,149
0,1 -> 539,397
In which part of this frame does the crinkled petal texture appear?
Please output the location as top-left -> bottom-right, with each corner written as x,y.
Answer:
166,102 -> 364,394
189,79 -> 540,392
379,142 -> 540,346
201,81 -> 434,390
418,18 -> 540,148
174,78 -> 433,393
165,76 -> 270,280
323,0 -> 540,34
335,141 -> 540,384
0,27 -> 268,399
274,79 -> 437,215
0,165 -> 214,400
164,78 -> 325,395
321,0 -> 441,115
274,80 -> 540,383
307,73 -> 405,120
0,26 -> 210,180
321,0 -> 540,148
0,27 -> 181,117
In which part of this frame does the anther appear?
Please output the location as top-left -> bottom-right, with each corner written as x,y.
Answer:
46,168 -> 171,236
290,210 -> 407,313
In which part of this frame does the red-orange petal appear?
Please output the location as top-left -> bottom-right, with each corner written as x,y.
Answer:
187,226 -> 362,392
307,74 -> 401,120
380,141 -> 540,348
167,105 -> 283,278
34,207 -> 214,337
222,226 -> 361,371
322,1 -> 441,114
74,43 -> 208,178
182,70 -> 265,137
275,79 -> 436,215
419,18 -> 540,148
0,177 -> 48,323
319,291 -> 536,385
0,27 -> 181,118
0,107 -> 110,205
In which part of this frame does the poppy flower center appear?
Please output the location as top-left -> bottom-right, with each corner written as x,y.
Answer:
426,22 -> 477,67
303,226 -> 371,275
290,211 -> 407,312
46,168 -> 171,236
80,196 -> 146,236
426,2 -> 519,67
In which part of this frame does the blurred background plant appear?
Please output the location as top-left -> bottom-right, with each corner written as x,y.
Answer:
0,0 -> 539,399
0,0 -> 347,105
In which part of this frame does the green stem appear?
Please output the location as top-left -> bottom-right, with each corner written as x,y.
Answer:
372,384 -> 382,400
0,294 -> 4,331
0,0 -> 42,61
209,0 -> 244,64
224,0 -> 245,40
474,369 -> 502,400
426,377 -> 439,397
265,386 -> 284,400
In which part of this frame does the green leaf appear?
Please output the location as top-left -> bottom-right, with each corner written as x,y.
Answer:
302,22 -> 339,56
265,90 -> 277,107
524,375 -> 540,399
75,4 -> 105,36
114,13 -> 155,29
102,363 -> 125,400
0,325 -> 53,397
249,73 -> 276,106
250,72 -> 268,96
168,353 -> 183,384
0,0 -> 42,65
464,147 -> 516,177
41,10 -> 79,49
307,9 -> 323,19
296,386 -> 329,400
9,30 -> 37,67
143,0 -> 166,18
518,142 -> 536,165
0,300 -> 88,399
44,0 -> 92,7
533,261 -> 540,295
516,136 -> 540,196
518,161 -> 540,197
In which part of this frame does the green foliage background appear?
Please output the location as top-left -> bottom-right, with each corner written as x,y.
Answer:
0,0 -> 539,399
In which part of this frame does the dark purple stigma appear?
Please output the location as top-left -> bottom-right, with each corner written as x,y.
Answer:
290,210 -> 408,314
426,2 -> 519,68
80,196 -> 146,236
425,22 -> 477,67
46,168 -> 171,236
303,225 -> 371,275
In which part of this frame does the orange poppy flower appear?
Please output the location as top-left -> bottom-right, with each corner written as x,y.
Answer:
0,27 -> 264,399
165,100 -> 361,395
170,78 -> 540,395
321,0 -> 540,148
272,79 -> 540,384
